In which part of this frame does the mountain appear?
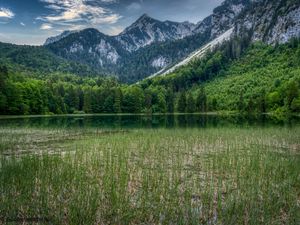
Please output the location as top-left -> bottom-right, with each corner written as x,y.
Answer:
2,36 -> 299,115
45,0 -> 253,82
115,14 -> 196,52
115,0 -> 256,82
149,28 -> 234,78
45,14 -> 195,52
0,42 -> 100,77
150,0 -> 300,79
140,0 -> 300,112
1,0 -> 300,116
140,37 -> 300,113
44,30 -> 78,45
46,28 -> 127,74
234,0 -> 300,44
193,0 -> 250,37
1,0 -> 299,84
45,15 -> 197,77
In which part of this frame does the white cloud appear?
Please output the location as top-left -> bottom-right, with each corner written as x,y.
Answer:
0,7 -> 15,18
38,0 -> 121,29
40,23 -> 53,30
20,22 -> 25,26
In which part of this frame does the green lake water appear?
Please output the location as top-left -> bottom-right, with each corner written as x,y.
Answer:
0,114 -> 299,129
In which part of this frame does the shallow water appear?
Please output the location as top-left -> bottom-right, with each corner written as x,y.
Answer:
0,114 -> 299,224
0,114 -> 299,129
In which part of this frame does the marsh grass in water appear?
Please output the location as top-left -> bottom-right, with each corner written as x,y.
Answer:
0,124 -> 299,224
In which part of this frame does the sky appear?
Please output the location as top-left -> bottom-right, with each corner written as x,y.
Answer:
0,0 -> 223,46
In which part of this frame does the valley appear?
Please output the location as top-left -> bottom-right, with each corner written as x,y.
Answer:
0,0 -> 299,224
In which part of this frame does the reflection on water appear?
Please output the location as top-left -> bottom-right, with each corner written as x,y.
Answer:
0,114 -> 299,129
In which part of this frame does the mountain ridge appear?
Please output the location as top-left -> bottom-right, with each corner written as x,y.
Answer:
148,0 -> 300,79
1,0 -> 300,83
44,0 -> 254,82
44,13 -> 196,50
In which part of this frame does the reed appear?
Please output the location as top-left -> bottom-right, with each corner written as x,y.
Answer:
0,126 -> 299,224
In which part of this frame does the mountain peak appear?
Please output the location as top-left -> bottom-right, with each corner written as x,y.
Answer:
135,13 -> 157,24
121,13 -> 158,35
44,30 -> 78,45
80,28 -> 100,34
139,13 -> 152,20
116,14 -> 196,52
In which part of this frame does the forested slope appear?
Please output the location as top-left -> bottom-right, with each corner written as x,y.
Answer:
204,42 -> 300,113
0,42 -> 101,77
1,38 -> 299,115
142,38 -> 300,114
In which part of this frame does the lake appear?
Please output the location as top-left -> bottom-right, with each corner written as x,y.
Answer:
0,114 -> 299,224
0,113 -> 299,129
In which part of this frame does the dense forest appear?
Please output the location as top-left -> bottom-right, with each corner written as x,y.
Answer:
0,42 -> 102,77
0,37 -> 299,115
144,37 -> 300,114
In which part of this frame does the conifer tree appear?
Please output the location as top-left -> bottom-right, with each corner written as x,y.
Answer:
196,87 -> 207,112
177,91 -> 186,113
186,93 -> 196,113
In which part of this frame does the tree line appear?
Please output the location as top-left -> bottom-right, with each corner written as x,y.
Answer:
0,67 -> 209,115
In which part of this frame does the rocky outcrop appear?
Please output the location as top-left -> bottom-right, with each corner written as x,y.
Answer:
235,0 -> 300,44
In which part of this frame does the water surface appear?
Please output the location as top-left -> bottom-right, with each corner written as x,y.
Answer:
0,114 -> 299,129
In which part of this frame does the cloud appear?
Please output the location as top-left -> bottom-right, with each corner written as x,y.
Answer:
38,0 -> 121,29
20,22 -> 26,26
40,23 -> 53,30
0,7 -> 15,18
